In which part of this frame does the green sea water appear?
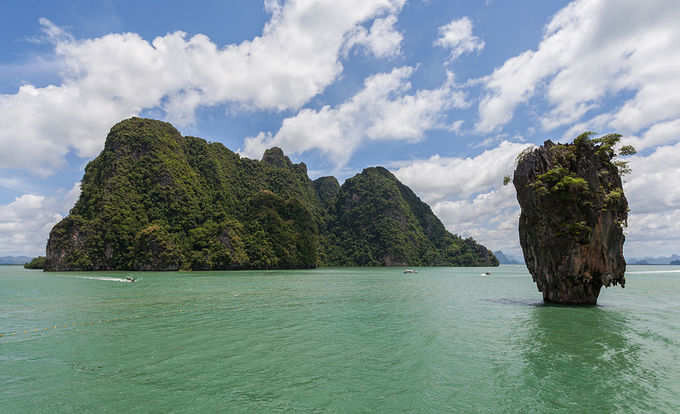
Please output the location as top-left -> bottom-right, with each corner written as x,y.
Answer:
1,265 -> 679,413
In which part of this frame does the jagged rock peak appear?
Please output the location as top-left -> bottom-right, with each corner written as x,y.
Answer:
261,147 -> 307,174
513,134 -> 629,304
261,147 -> 290,167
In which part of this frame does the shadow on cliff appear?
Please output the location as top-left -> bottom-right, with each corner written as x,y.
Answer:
517,306 -> 658,412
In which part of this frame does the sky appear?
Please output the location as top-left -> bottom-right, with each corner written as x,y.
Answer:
1,0 -> 679,259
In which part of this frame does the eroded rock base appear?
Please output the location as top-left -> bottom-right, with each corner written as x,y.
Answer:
541,282 -> 602,305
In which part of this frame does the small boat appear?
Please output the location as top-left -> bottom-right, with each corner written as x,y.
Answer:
480,272 -> 491,276
125,276 -> 136,283
403,269 -> 418,274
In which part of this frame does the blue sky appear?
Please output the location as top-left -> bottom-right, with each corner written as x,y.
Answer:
1,0 -> 679,259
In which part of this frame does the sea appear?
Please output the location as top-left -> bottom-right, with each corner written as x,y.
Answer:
1,265 -> 678,413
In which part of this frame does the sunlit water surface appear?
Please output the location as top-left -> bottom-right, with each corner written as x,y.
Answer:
1,265 -> 679,413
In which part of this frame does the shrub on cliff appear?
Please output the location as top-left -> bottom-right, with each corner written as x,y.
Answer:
24,256 -> 47,269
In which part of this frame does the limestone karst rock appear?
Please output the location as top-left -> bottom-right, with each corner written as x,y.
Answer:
45,117 -> 498,271
513,135 -> 629,304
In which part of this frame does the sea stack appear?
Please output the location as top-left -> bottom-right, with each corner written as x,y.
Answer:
513,134 -> 630,304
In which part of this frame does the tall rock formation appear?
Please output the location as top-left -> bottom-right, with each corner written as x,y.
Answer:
45,117 -> 497,271
513,135 -> 629,304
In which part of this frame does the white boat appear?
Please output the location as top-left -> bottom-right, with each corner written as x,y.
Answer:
403,269 -> 417,274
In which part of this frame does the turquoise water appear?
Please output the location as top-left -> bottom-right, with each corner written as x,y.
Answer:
1,265 -> 679,413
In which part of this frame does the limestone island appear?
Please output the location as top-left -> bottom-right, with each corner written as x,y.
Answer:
45,117 -> 497,271
513,133 -> 634,305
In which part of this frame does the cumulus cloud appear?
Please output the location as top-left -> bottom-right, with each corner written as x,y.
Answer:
344,14 -> 403,58
391,141 -> 532,255
435,17 -> 485,62
624,144 -> 680,258
433,186 -> 523,256
0,0 -> 406,175
624,142 -> 680,216
242,66 -> 468,167
622,118 -> 680,152
0,182 -> 80,256
476,0 -> 680,135
391,141 -> 532,202
625,210 -> 680,258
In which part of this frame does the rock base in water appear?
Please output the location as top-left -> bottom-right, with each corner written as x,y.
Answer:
541,282 -> 601,305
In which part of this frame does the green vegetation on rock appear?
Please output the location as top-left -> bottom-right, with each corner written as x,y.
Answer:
45,117 -> 497,271
24,256 -> 47,269
516,132 -> 635,244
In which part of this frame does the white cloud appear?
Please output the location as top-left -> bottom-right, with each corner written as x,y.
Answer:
624,142 -> 680,215
390,141 -> 532,255
435,17 -> 485,62
0,182 -> 80,256
476,0 -> 680,135
432,186 -> 522,256
344,15 -> 403,58
0,0 -> 406,176
625,210 -> 680,258
623,118 -> 680,152
242,66 -> 467,167
391,141 -> 532,202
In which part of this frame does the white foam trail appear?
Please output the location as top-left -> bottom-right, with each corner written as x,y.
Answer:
80,276 -> 133,283
627,270 -> 680,274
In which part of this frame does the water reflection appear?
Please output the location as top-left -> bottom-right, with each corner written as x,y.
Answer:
520,306 -> 658,413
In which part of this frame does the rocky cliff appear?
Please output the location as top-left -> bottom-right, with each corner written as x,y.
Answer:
513,134 -> 629,304
45,117 -> 497,271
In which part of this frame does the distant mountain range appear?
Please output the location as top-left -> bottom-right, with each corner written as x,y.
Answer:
492,251 -> 680,266
0,256 -> 32,265
494,251 -> 524,265
627,255 -> 680,265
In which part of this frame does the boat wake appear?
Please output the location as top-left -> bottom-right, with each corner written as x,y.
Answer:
79,276 -> 135,283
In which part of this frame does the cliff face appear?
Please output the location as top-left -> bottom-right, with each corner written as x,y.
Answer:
45,117 -> 497,271
513,136 -> 628,304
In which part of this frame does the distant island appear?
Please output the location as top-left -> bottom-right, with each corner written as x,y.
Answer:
0,256 -> 32,265
45,118 -> 497,271
24,256 -> 46,269
493,251 -> 523,265
628,255 -> 680,265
